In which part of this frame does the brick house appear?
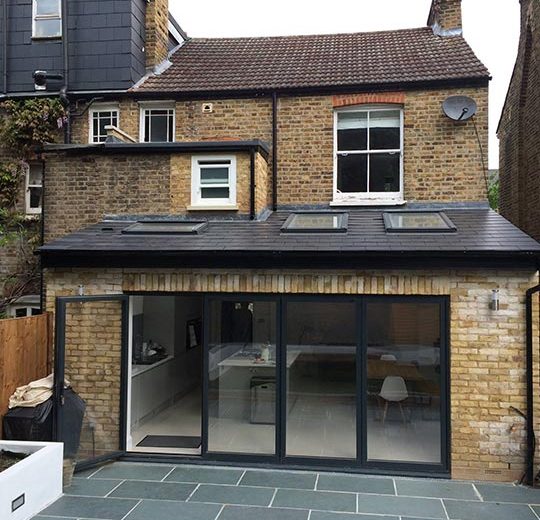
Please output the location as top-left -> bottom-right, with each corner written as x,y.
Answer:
498,0 -> 540,242
32,0 -> 540,483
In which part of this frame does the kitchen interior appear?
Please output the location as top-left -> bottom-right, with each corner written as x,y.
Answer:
129,295 -> 203,454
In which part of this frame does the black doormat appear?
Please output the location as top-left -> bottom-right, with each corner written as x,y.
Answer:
137,435 -> 201,449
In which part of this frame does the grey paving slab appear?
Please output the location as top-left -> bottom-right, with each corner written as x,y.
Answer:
91,462 -> 174,481
310,512 -> 399,520
124,499 -> 221,520
33,517 -> 78,520
165,465 -> 244,484
395,479 -> 478,500
240,469 -> 317,489
41,495 -> 139,520
356,494 -> 446,519
317,474 -> 395,495
190,483 -> 275,506
75,467 -> 102,478
272,489 -> 357,512
108,480 -> 196,501
64,478 -> 123,497
475,483 -> 540,504
218,505 -> 310,520
444,499 -> 538,520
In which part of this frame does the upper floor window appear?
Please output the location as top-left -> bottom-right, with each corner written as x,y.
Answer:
334,106 -> 403,205
33,0 -> 62,39
25,161 -> 43,215
89,105 -> 119,143
191,156 -> 237,208
140,104 -> 175,143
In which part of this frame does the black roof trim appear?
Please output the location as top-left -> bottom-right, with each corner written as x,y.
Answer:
41,140 -> 271,159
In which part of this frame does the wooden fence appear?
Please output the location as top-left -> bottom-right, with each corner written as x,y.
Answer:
0,313 -> 53,435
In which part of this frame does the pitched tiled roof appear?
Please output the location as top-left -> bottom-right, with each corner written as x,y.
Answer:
136,27 -> 489,94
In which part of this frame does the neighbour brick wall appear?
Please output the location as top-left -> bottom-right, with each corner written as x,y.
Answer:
499,0 -> 540,241
145,0 -> 170,70
45,267 -> 539,482
428,0 -> 463,32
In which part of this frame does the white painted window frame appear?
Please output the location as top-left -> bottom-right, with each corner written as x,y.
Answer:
191,155 -> 237,208
25,162 -> 43,215
9,305 -> 40,318
88,104 -> 120,143
139,102 -> 176,143
32,0 -> 62,39
332,105 -> 404,206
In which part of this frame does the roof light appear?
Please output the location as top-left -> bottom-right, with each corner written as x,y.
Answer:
122,221 -> 207,235
281,212 -> 348,233
383,212 -> 456,233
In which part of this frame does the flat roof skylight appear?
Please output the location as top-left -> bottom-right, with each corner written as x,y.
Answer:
281,212 -> 348,233
383,212 -> 456,233
122,221 -> 207,235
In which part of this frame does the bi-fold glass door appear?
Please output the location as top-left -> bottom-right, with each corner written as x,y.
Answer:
203,294 -> 449,473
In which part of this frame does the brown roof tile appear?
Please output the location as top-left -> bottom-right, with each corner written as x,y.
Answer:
135,27 -> 489,94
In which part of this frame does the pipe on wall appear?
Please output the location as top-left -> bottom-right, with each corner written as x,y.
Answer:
249,148 -> 256,220
271,91 -> 278,211
38,154 -> 46,313
61,0 -> 71,143
525,283 -> 540,486
3,0 -> 8,94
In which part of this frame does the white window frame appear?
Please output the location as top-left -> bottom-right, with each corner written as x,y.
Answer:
25,162 -> 43,215
32,0 -> 62,39
9,305 -> 40,318
332,105 -> 404,206
191,155 -> 237,208
139,102 -> 176,143
89,104 -> 120,143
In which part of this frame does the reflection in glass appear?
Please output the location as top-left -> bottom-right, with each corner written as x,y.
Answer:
337,154 -> 368,193
366,302 -> 442,463
208,300 -> 277,454
286,301 -> 356,459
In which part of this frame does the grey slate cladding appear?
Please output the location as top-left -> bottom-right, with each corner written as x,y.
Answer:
40,209 -> 540,257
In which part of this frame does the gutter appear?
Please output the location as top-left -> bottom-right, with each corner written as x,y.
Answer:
525,283 -> 540,486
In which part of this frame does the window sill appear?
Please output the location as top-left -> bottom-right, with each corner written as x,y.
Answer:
330,199 -> 406,207
187,204 -> 239,211
31,36 -> 62,41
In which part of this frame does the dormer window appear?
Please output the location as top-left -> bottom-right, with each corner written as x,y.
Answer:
333,106 -> 403,206
32,0 -> 62,39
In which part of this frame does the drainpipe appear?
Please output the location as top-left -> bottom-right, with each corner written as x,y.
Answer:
525,283 -> 540,486
39,155 -> 46,313
272,91 -> 278,211
249,148 -> 255,220
3,0 -> 8,94
61,0 -> 70,143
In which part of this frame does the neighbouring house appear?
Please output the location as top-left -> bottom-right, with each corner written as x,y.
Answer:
0,0 -> 185,316
29,0 -> 540,483
498,0 -> 540,241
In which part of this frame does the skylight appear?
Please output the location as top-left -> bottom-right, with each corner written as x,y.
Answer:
122,221 -> 207,235
281,212 -> 348,233
383,212 -> 456,233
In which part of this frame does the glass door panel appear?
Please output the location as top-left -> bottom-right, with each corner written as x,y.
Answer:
285,300 -> 356,459
54,296 -> 128,466
207,299 -> 277,455
365,301 -> 442,464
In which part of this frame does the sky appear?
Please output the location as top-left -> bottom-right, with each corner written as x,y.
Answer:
168,0 -> 522,169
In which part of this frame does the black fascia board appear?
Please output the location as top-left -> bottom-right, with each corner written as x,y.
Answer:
40,249 -> 540,270
41,140 -> 271,160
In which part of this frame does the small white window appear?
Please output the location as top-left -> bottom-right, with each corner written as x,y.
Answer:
191,156 -> 237,207
140,106 -> 175,142
25,162 -> 43,215
89,105 -> 119,143
10,306 -> 40,318
333,106 -> 404,205
33,0 -> 62,39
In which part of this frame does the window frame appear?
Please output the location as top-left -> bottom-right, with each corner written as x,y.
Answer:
333,105 -> 404,206
32,0 -> 62,39
139,103 -> 176,143
89,104 -> 120,144
25,161 -> 43,215
190,155 -> 237,208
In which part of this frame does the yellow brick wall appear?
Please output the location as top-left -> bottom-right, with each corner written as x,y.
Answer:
45,267 -> 539,482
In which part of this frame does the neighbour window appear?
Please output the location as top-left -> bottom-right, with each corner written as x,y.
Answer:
334,106 -> 403,205
140,106 -> 175,142
191,156 -> 237,207
89,105 -> 119,143
32,0 -> 62,39
11,306 -> 41,318
25,162 -> 43,215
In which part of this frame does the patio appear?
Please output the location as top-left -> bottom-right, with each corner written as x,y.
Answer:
34,462 -> 540,520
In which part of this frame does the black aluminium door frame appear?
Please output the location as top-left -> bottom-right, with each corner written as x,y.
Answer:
202,292 -> 450,474
53,294 -> 130,470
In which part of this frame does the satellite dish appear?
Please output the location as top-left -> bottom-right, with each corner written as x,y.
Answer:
442,95 -> 477,121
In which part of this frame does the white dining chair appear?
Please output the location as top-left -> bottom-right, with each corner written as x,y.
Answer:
379,375 -> 408,424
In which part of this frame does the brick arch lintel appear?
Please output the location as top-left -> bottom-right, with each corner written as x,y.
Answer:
332,92 -> 405,108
